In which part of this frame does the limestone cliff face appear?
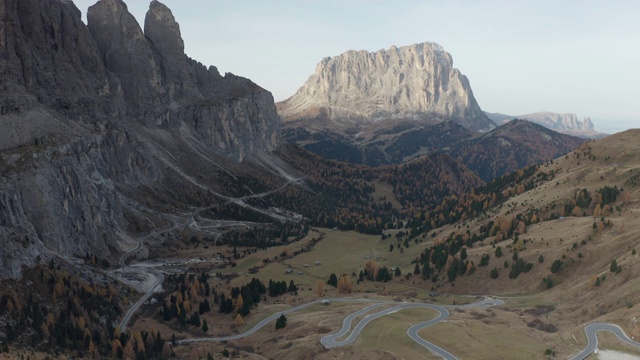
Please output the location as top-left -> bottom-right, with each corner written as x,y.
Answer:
0,0 -> 280,278
517,112 -> 595,131
278,43 -> 494,132
86,0 -> 279,157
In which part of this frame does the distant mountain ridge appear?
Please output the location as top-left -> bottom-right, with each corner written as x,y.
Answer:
485,111 -> 606,138
278,42 -> 496,132
285,119 -> 583,182
449,119 -> 585,181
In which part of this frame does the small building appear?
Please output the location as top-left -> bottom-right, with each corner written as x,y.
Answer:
304,264 -> 310,267
315,261 -> 321,265
285,269 -> 293,274
321,299 -> 330,305
298,271 -> 304,275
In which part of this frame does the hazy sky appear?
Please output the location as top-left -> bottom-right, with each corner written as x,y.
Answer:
72,0 -> 639,133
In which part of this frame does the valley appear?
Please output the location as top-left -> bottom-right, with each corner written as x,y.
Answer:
0,1 -> 638,359
120,131 -> 640,359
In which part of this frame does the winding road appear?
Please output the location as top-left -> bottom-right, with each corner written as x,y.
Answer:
111,158 -> 640,357
177,297 -> 504,360
175,296 -> 640,360
569,323 -> 640,360
117,236 -> 166,331
115,172 -> 308,332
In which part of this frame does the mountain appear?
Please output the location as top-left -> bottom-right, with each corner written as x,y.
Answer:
278,42 -> 496,133
486,111 -> 607,138
278,43 -> 586,181
0,0 -> 491,282
0,0 -> 279,278
449,119 -> 585,181
287,118 -> 584,182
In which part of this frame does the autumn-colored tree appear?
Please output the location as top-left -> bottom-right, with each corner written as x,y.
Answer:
593,204 -> 602,217
234,295 -> 244,314
123,341 -> 136,360
364,259 -> 379,279
338,275 -> 352,293
133,332 -> 145,355
183,300 -> 192,314
234,313 -> 245,327
315,281 -> 325,297
113,326 -> 122,341
190,280 -> 200,302
111,339 -> 123,359
444,255 -> 454,272
88,339 -> 97,359
572,206 -> 582,217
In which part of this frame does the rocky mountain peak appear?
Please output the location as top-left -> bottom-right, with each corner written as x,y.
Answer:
515,112 -> 596,131
278,42 -> 494,132
0,0 -> 280,278
88,0 -> 161,112
85,0 -> 279,157
145,0 -> 184,58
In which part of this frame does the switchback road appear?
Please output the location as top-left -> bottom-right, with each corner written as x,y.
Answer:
177,297 -> 504,360
569,323 -> 640,360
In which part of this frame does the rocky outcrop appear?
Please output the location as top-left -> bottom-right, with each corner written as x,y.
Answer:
278,42 -> 495,132
0,0 -> 281,278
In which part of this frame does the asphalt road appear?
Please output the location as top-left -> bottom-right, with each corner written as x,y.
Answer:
118,270 -> 164,331
569,323 -> 640,360
179,298 -> 392,345
177,296 -> 504,360
173,294 -> 640,360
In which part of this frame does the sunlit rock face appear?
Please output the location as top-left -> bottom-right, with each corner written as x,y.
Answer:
278,42 -> 495,132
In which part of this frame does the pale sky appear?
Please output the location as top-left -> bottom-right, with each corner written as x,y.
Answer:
72,0 -> 640,133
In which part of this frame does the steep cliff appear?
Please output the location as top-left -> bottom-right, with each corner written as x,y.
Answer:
278,42 -> 495,132
86,0 -> 279,158
0,0 -> 281,278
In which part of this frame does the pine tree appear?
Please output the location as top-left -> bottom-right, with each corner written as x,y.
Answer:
495,246 -> 503,258
288,280 -> 297,293
327,273 -> 338,287
275,314 -> 287,330
202,319 -> 208,333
